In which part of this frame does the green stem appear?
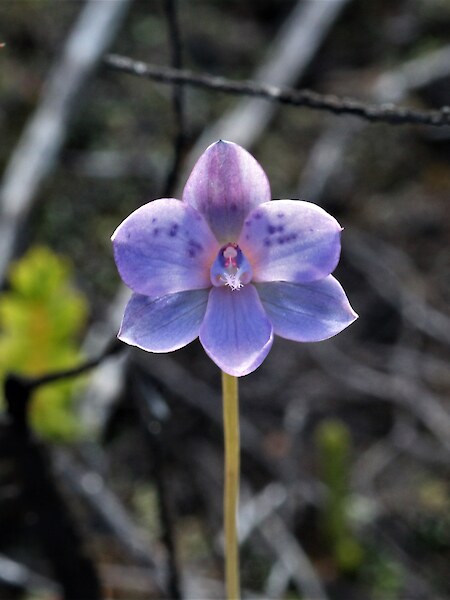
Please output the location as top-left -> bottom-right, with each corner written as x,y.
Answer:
221,371 -> 240,600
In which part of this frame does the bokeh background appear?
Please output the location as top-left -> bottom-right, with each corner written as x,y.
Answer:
1,1 -> 450,599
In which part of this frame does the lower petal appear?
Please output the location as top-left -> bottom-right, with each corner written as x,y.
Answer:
119,289 -> 209,352
199,285 -> 273,377
256,276 -> 358,342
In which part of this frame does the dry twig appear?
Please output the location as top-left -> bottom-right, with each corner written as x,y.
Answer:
188,0 -> 352,153
104,54 -> 450,129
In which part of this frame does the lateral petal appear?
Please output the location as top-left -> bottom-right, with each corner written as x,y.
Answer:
182,140 -> 271,244
119,289 -> 209,352
112,198 -> 218,298
239,200 -> 342,283
256,276 -> 358,342
199,285 -> 273,376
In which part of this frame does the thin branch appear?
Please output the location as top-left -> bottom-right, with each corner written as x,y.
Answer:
299,44 -> 450,200
104,54 -> 450,127
162,0 -> 186,197
6,338 -> 124,394
189,0 -> 351,155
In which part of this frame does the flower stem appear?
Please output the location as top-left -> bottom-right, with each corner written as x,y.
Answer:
221,370 -> 240,600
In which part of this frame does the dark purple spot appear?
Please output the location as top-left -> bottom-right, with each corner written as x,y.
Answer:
264,238 -> 272,247
277,212 -> 284,219
152,217 -> 157,223
244,221 -> 251,227
153,228 -> 159,236
188,239 -> 203,251
126,233 -> 131,239
169,223 -> 179,237
267,225 -> 277,235
186,239 -> 204,258
277,225 -> 284,233
230,203 -> 238,212
254,212 -> 262,220
245,234 -> 250,240
278,237 -> 285,245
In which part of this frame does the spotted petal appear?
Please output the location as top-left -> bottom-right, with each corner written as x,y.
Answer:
119,289 -> 209,352
199,285 -> 273,376
256,276 -> 358,342
239,200 -> 342,283
112,198 -> 219,298
182,140 -> 271,244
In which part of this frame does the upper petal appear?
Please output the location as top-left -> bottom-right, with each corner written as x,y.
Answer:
239,200 -> 342,283
256,276 -> 358,342
199,285 -> 273,377
119,289 -> 209,352
182,140 -> 271,244
112,198 -> 219,298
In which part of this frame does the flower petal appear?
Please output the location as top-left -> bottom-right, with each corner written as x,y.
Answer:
112,198 -> 219,298
199,285 -> 273,376
256,276 -> 358,342
182,140 -> 271,244
239,200 -> 342,283
119,289 -> 209,352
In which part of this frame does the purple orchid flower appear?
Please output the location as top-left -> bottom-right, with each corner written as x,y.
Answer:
112,140 -> 358,376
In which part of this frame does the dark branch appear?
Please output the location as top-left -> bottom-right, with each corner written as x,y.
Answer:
5,338 -> 124,398
104,54 -> 450,127
162,0 -> 186,197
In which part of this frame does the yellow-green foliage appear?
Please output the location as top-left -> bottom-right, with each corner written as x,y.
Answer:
0,247 -> 87,440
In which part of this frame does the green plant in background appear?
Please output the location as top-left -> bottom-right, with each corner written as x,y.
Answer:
0,246 -> 88,440
315,419 -> 364,573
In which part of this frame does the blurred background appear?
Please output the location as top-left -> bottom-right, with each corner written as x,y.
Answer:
1,0 -> 450,598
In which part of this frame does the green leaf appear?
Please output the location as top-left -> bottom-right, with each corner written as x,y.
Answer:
0,246 -> 88,441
